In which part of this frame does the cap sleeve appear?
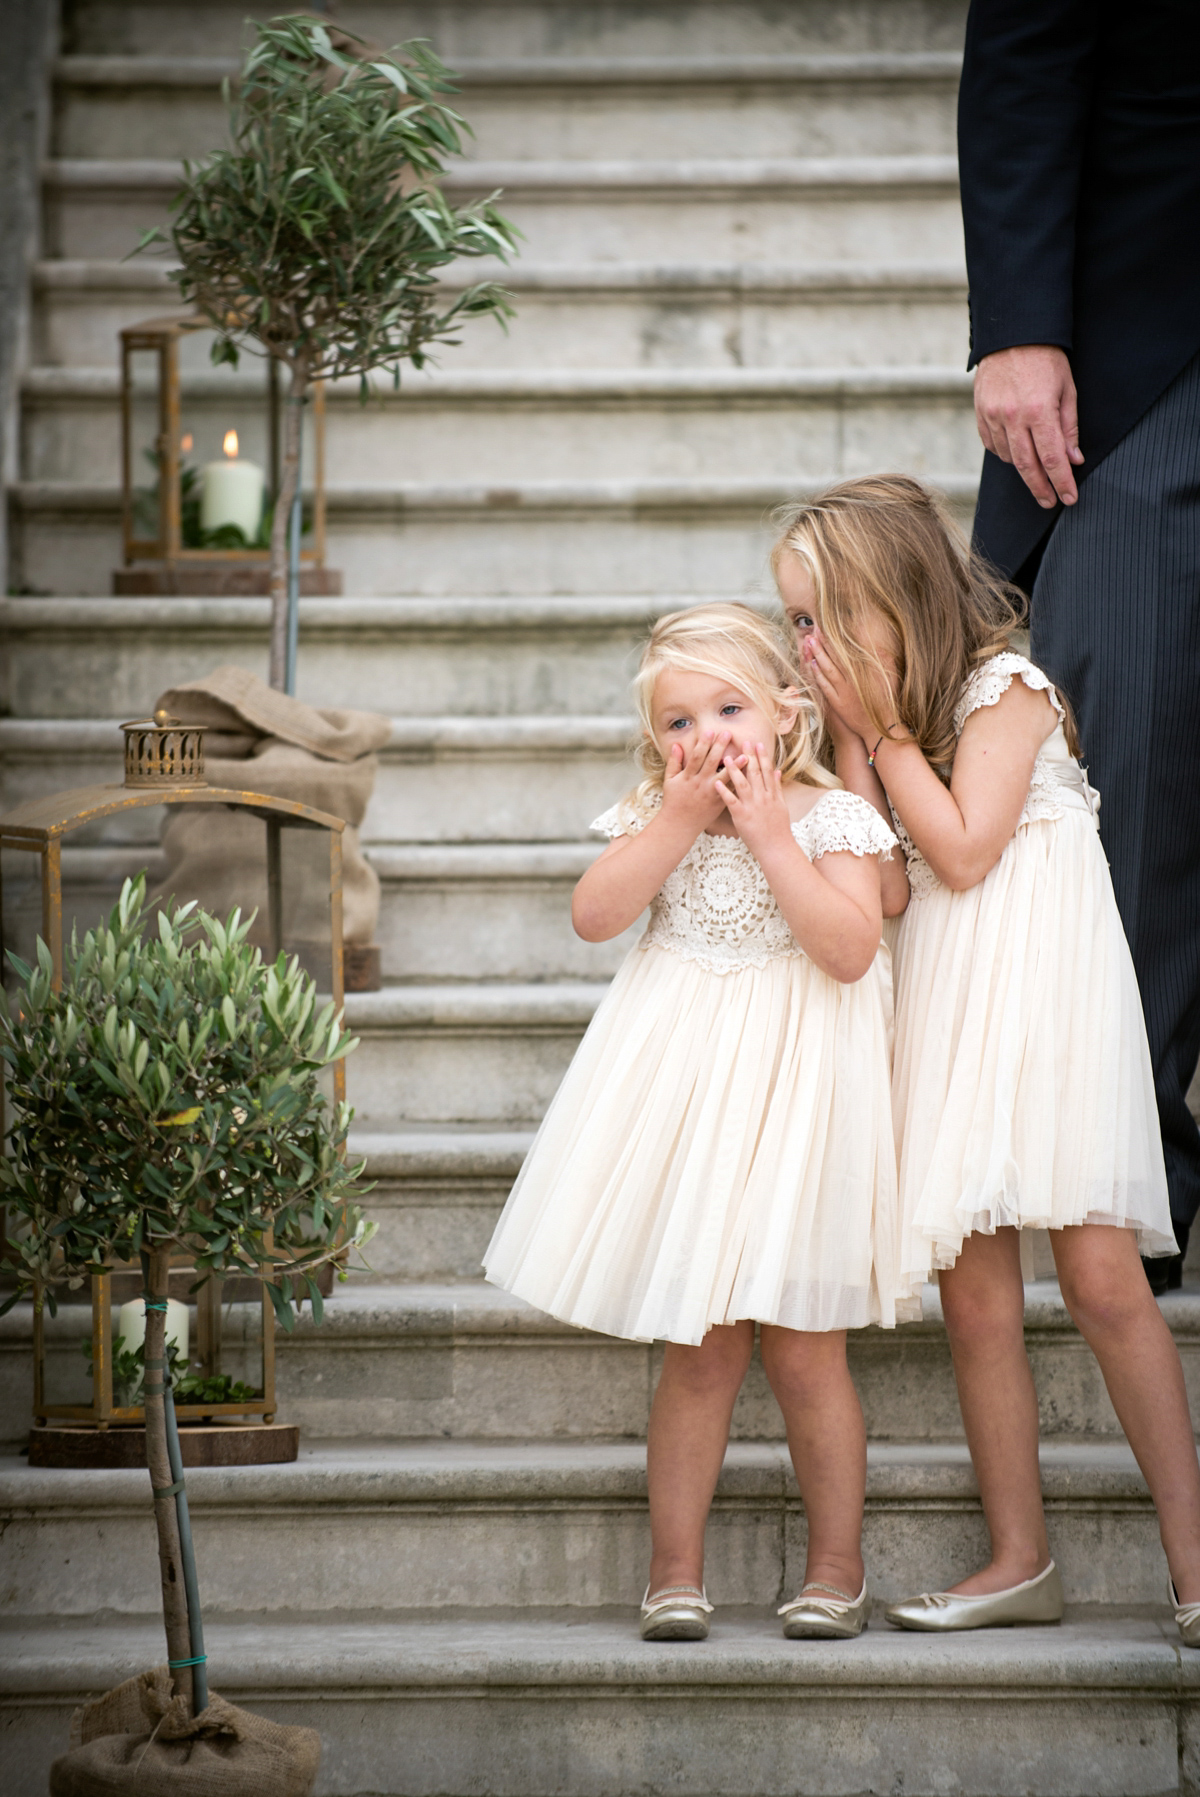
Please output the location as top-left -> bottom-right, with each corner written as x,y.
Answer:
792,789 -> 898,862
590,790 -> 661,839
954,652 -> 1067,735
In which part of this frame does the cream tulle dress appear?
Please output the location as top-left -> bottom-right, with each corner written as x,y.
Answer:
891,651 -> 1174,1286
483,787 -> 915,1344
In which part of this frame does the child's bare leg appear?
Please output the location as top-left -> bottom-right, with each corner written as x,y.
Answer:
1052,1224 -> 1200,1603
939,1228 -> 1052,1594
646,1321 -> 755,1595
760,1325 -> 866,1596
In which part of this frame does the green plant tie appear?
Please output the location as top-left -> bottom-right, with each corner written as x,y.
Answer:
152,1480 -> 186,1500
143,1299 -> 169,1312
168,1655 -> 208,1669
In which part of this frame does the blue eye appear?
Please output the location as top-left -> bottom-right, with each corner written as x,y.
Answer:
719,703 -> 741,717
667,717 -> 689,731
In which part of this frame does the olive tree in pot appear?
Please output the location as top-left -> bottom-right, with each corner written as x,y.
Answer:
0,877 -> 374,1744
138,12 -> 519,689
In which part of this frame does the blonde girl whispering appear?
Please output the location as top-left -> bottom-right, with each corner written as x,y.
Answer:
484,603 -> 908,1643
774,474 -> 1200,1643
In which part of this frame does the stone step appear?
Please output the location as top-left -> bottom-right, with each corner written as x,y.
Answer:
0,716 -> 636,843
34,256 -> 970,370
20,363 -> 979,485
63,1 -> 970,61
353,1128 -> 534,1280
2,1611 -> 1193,1797
0,1439 -> 1175,1620
343,982 -> 606,1125
52,53 -> 961,163
0,838 -> 622,985
41,155 -> 963,262
368,843 -> 625,981
0,596 -> 695,720
9,472 -> 978,596
7,1280 -> 1197,1447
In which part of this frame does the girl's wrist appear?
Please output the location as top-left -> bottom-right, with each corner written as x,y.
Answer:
870,725 -> 916,763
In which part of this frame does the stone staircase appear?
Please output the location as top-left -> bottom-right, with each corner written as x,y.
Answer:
5,3 -> 1200,1793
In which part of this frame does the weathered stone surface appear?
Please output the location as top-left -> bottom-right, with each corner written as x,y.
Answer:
2,1613 -> 1195,1797
0,1439 -> 1176,1618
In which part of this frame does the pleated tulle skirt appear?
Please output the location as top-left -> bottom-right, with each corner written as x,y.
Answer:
483,941 -> 914,1344
891,812 -> 1175,1285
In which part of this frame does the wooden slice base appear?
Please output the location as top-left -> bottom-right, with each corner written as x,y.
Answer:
28,1421 -> 299,1469
112,563 -> 343,597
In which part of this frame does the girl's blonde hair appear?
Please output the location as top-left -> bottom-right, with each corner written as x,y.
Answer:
770,474 -> 1077,774
628,601 -> 838,812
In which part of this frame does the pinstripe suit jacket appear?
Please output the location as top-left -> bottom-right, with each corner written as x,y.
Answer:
958,0 -> 1200,583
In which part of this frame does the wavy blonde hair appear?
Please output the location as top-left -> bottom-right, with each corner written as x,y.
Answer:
627,601 -> 838,813
770,474 -> 1074,775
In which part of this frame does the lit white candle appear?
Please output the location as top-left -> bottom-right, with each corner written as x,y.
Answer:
200,430 -> 263,539
117,1296 -> 189,1367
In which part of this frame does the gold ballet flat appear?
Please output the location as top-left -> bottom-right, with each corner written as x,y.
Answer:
885,1560 -> 1064,1632
1171,1579 -> 1200,1648
778,1579 -> 869,1640
639,1583 -> 713,1641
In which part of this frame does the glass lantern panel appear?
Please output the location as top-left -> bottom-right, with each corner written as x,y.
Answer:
175,328 -> 319,553
201,1273 -> 267,1412
40,1288 -> 99,1410
127,347 -> 165,549
106,1263 -> 265,1415
0,845 -> 44,993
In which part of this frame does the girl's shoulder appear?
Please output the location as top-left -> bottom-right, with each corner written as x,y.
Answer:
791,787 -> 899,862
954,651 -> 1067,736
591,789 -> 662,839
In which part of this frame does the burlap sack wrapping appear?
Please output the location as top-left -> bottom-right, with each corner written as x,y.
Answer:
148,666 -> 392,950
50,1665 -> 319,1797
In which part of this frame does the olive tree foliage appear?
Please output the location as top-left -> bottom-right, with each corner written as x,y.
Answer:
0,875 -> 374,1322
138,14 -> 519,686
0,875 -> 374,1706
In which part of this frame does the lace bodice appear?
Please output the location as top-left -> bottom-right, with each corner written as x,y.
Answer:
894,652 -> 1101,900
591,787 -> 897,974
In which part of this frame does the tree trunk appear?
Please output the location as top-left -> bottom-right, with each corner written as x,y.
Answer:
268,354 -> 310,690
143,1244 -> 194,1710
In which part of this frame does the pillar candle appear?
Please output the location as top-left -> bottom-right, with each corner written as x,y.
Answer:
117,1296 -> 189,1367
201,430 -> 263,539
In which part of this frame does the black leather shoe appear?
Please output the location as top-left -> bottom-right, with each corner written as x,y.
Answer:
1143,1253 -> 1181,1295
1144,1221 -> 1189,1295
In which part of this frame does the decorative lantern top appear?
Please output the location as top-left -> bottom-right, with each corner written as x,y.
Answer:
121,709 -> 208,788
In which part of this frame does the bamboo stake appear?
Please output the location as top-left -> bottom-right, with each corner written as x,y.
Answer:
142,1245 -> 194,1710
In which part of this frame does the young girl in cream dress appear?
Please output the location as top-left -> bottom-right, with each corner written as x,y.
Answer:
773,474 -> 1200,1645
484,604 -> 909,1642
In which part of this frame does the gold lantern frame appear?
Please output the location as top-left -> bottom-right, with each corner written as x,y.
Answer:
0,728 -> 347,1430
116,312 -> 339,596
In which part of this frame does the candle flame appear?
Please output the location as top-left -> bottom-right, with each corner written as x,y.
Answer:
223,429 -> 239,458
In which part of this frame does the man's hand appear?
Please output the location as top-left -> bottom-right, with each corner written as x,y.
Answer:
973,344 -> 1084,508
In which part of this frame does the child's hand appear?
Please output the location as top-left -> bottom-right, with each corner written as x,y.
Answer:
803,629 -> 896,743
660,731 -> 737,835
715,742 -> 794,857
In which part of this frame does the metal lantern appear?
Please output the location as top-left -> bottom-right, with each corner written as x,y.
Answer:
0,714 -> 348,1462
115,312 -> 341,597
31,1252 -> 280,1444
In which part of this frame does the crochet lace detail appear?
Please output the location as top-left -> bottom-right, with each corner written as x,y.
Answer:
952,652 -> 1065,735
898,653 -> 1083,900
591,789 -> 896,974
